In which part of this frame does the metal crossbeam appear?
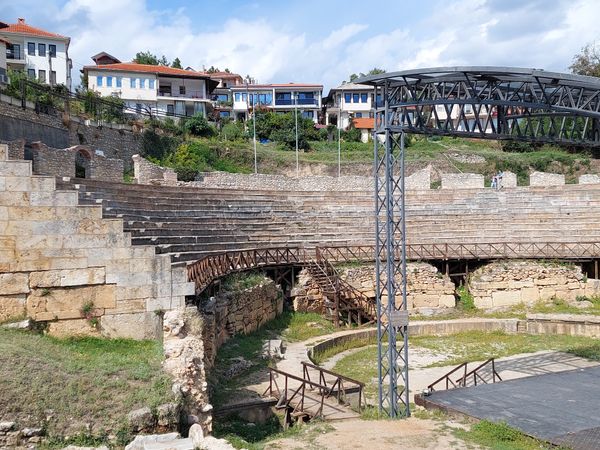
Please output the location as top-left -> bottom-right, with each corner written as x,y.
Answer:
359,66 -> 600,147
373,82 -> 410,418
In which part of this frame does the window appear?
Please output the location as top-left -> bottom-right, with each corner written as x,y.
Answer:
27,42 -> 35,55
116,77 -> 122,88
216,94 -> 228,102
220,111 -> 230,118
235,92 -> 241,102
38,43 -> 46,57
136,103 -> 142,114
50,71 -> 56,85
49,44 -> 56,57
355,112 -> 363,118
130,78 -> 136,88
27,69 -> 35,79
140,78 -> 145,89
344,93 -> 352,103
106,76 -> 113,87
166,104 -> 174,116
353,93 -> 359,103
149,79 -> 155,89
97,76 -> 103,87
361,93 -> 368,103
301,111 -> 314,119
179,85 -> 186,95
38,70 -> 46,83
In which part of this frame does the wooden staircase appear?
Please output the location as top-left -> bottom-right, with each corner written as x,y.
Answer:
306,257 -> 376,326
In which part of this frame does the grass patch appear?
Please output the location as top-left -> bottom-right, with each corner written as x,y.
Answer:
221,272 -> 268,291
311,336 -> 375,365
208,311 -> 334,408
213,415 -> 334,450
454,420 -> 554,450
0,329 -> 174,440
331,331 -> 600,400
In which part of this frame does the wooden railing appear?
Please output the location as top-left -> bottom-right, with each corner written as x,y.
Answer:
187,247 -> 306,292
427,358 -> 502,393
302,362 -> 364,411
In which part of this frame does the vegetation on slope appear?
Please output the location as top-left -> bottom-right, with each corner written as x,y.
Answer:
0,329 -> 174,446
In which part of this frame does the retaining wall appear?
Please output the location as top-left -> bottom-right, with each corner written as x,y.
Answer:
0,144 -> 194,338
201,278 -> 283,367
0,97 -> 142,169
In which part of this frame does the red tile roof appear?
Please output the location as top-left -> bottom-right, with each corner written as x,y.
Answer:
85,63 -> 210,79
0,18 -> 68,40
352,118 -> 375,129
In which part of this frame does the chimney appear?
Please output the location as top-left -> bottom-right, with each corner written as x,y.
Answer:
18,18 -> 25,24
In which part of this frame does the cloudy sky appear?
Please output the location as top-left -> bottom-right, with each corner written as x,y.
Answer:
1,0 -> 599,91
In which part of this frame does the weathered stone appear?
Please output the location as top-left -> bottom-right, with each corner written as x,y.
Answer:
47,319 -> 99,338
29,268 -> 106,288
124,433 -> 180,450
0,272 -> 29,295
127,407 -> 155,432
0,295 -> 26,322
188,424 -> 204,447
156,403 -> 180,427
492,290 -> 522,307
21,427 -> 43,437
0,421 -> 15,432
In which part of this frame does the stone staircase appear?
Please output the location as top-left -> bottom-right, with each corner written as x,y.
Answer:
56,178 -> 600,263
305,259 -> 376,325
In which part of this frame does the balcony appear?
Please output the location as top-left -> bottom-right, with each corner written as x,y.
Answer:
274,98 -> 318,106
157,90 -> 206,100
6,48 -> 25,65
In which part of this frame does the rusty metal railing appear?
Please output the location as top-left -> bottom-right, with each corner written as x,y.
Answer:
427,358 -> 502,393
302,361 -> 365,411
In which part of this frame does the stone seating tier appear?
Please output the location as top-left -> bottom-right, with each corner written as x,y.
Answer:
57,178 -> 600,264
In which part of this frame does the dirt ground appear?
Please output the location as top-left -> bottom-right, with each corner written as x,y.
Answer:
264,417 -> 473,450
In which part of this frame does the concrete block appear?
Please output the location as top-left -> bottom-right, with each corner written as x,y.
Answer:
529,171 -> 565,186
46,318 -> 99,338
0,272 -> 30,295
492,290 -> 521,307
438,294 -> 456,308
29,268 -> 106,288
441,173 -> 484,189
0,161 -> 31,177
474,296 -> 493,308
101,312 -> 162,340
520,287 -> 540,304
0,294 -> 26,322
578,174 -> 600,184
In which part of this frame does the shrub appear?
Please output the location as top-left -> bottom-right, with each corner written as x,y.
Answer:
221,121 -> 245,141
141,128 -> 180,160
457,286 -> 476,310
342,126 -> 361,142
184,113 -> 216,137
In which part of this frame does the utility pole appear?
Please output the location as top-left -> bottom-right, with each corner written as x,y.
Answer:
295,92 -> 299,178
337,117 -> 341,177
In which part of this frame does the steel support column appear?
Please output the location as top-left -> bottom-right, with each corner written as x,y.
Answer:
374,82 -> 410,418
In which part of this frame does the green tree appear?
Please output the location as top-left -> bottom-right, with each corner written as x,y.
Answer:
570,43 -> 600,77
133,51 -> 160,65
184,112 -> 216,137
171,57 -> 183,69
254,110 -> 317,150
347,68 -> 387,82
133,51 -> 169,66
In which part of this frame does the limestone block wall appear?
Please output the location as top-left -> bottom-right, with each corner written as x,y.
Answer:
469,260 -> 600,308
501,171 -> 517,188
133,155 -> 178,185
201,278 -> 283,367
405,166 -> 431,189
441,173 -> 484,189
32,143 -> 124,182
0,144 -> 194,338
293,263 -> 456,313
0,139 -> 25,160
530,171 -> 565,186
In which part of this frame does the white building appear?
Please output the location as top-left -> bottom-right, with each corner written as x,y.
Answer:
208,71 -> 244,120
323,82 -> 377,129
83,53 -> 217,119
231,83 -> 323,123
0,38 -> 7,84
0,18 -> 72,89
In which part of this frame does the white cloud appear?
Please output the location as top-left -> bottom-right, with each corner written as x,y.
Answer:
2,0 -> 600,90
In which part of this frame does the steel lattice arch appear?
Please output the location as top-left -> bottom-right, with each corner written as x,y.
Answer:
356,66 -> 600,419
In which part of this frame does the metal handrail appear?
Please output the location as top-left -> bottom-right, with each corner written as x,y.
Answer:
302,362 -> 365,410
427,362 -> 468,392
456,358 -> 502,387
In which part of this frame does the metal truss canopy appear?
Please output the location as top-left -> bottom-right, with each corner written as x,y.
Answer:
358,66 -> 600,147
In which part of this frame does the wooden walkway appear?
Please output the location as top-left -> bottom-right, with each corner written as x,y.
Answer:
263,362 -> 363,423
